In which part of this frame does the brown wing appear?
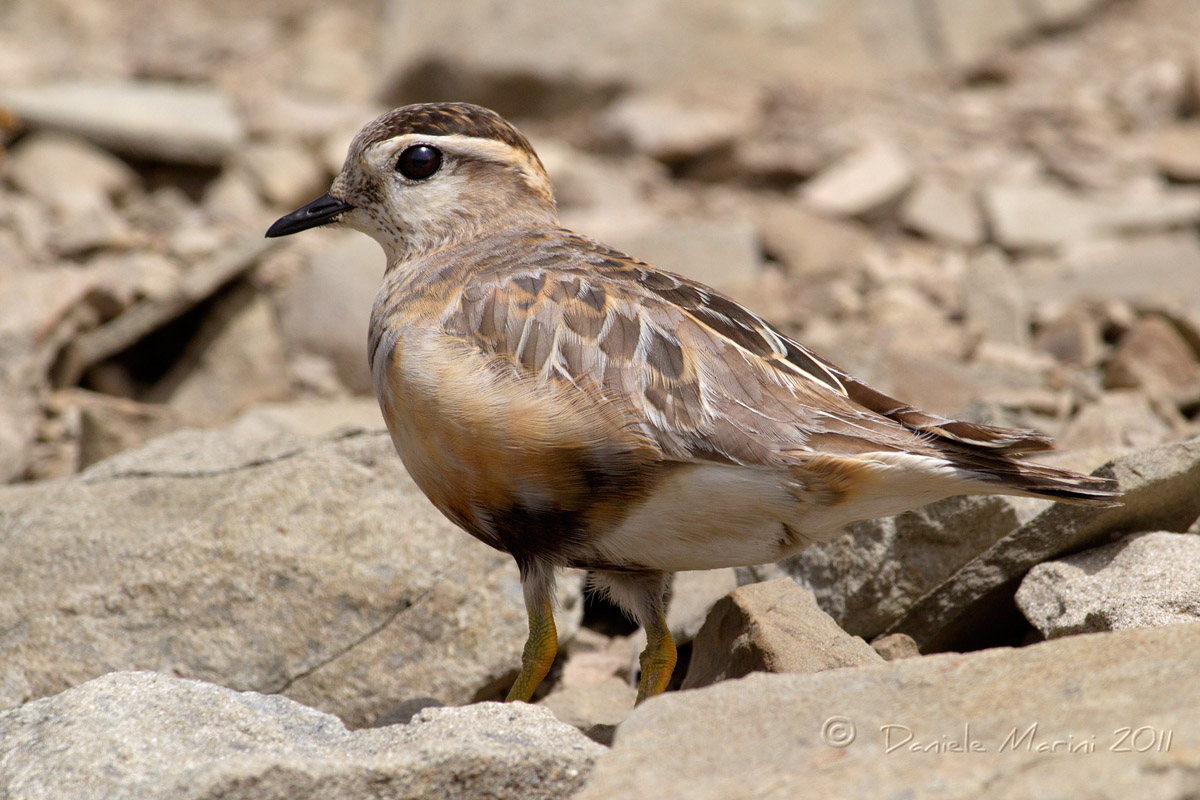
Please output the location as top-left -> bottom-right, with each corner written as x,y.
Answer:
435,229 -> 1051,469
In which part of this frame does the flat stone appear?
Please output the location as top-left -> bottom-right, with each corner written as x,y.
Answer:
225,398 -> 385,443
962,248 -> 1030,346
579,625 -> 1200,800
985,180 -> 1200,251
278,230 -> 385,394
0,429 -> 582,727
598,92 -> 754,164
1148,121 -> 1200,182
4,132 -> 139,208
682,579 -> 882,691
746,494 -> 1038,642
883,440 -> 1200,651
900,174 -> 985,246
570,214 -> 762,290
930,0 -> 1031,69
870,633 -> 921,661
1022,233 -> 1200,316
540,677 -> 637,744
0,80 -> 244,166
1017,532 -> 1200,638
754,199 -> 875,277
67,390 -> 182,468
0,671 -> 603,800
800,139 -> 914,218
378,0 -> 943,110
1057,391 -> 1177,451
51,238 -> 275,388
1033,306 -> 1105,367
238,140 -> 329,209
666,568 -> 739,644
1027,0 -> 1109,26
1105,314 -> 1200,393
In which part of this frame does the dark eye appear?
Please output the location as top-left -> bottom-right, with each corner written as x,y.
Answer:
396,144 -> 442,180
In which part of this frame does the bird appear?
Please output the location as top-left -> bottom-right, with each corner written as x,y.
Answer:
266,102 -> 1121,704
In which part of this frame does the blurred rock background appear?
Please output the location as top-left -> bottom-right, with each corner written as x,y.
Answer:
3,1 -> 1200,798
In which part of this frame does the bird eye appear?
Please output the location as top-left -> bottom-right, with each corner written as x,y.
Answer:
396,144 -> 442,180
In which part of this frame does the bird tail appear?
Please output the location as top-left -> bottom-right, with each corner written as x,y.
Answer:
951,449 -> 1122,507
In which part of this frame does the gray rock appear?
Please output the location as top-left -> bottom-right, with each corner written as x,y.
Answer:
1023,233 -> 1200,320
985,181 -> 1200,251
746,494 -> 1039,641
52,238 -> 275,388
1104,315 -> 1200,393
900,174 -> 985,247
753,199 -> 875,277
0,671 -> 603,800
930,0 -> 1031,69
1148,122 -> 1200,182
870,632 -> 921,661
1027,0 -> 1109,26
800,139 -> 914,218
238,140 -> 329,209
570,215 -> 762,290
1033,306 -> 1105,368
883,440 -> 1200,651
0,81 -> 243,166
1016,532 -> 1200,638
1057,391 -> 1177,451
598,92 -> 752,164
666,568 -> 739,644
70,389 -> 182,468
149,286 -> 290,426
4,131 -> 139,208
540,677 -> 637,744
0,428 -> 582,727
378,1 -> 939,110
681,579 -> 882,691
579,624 -> 1200,800
225,398 -> 385,443
962,248 -> 1030,346
278,230 -> 386,394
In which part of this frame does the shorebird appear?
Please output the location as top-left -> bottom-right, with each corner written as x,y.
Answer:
266,102 -> 1120,704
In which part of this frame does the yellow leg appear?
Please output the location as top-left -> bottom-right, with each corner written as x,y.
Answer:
635,609 -> 677,704
506,594 -> 557,702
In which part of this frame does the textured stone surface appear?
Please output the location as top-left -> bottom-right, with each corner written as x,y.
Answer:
985,181 -> 1200,251
1017,531 -> 1200,638
150,286 -> 290,426
962,249 -> 1030,346
900,174 -> 985,246
580,625 -> 1200,800
540,677 -> 637,744
682,579 -> 882,690
745,494 -> 1039,641
1104,315 -> 1200,393
0,429 -> 582,726
0,81 -> 244,165
884,440 -> 1200,650
0,671 -> 603,800
871,632 -> 921,661
800,139 -> 914,218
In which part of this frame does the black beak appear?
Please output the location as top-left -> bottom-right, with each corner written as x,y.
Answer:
265,192 -> 355,238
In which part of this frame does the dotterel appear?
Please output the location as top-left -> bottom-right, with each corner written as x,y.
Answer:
266,102 -> 1120,704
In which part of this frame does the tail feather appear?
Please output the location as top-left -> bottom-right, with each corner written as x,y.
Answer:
951,450 -> 1122,507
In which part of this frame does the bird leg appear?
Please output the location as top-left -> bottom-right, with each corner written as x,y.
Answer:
636,606 -> 677,704
506,565 -> 557,702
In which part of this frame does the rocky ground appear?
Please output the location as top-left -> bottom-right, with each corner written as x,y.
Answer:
2,0 -> 1200,797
